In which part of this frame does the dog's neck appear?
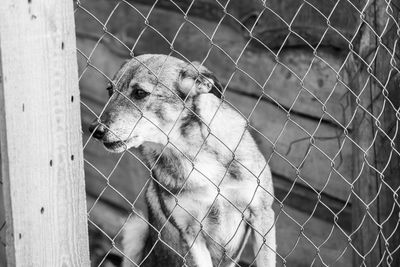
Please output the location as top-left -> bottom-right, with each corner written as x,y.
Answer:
139,130 -> 218,195
138,94 -> 264,194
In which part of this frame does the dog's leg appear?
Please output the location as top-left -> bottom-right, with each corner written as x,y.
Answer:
122,214 -> 149,267
186,236 -> 213,267
252,208 -> 276,267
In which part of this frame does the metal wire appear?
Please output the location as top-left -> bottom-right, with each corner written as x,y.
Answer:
74,0 -> 400,266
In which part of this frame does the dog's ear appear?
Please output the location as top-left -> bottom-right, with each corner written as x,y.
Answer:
179,61 -> 223,98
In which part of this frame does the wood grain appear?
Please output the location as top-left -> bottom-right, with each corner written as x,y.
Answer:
0,181 -> 6,267
349,1 -> 400,265
129,0 -> 363,50
0,1 -> 90,266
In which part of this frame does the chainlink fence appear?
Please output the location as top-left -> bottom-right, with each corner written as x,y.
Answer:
74,0 -> 400,266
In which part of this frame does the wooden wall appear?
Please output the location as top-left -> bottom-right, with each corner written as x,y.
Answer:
75,0 -> 354,266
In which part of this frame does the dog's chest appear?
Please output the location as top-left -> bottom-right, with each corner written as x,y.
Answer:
150,146 -> 256,261
165,188 -> 248,264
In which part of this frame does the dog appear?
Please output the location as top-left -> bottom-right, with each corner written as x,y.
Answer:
89,54 -> 276,267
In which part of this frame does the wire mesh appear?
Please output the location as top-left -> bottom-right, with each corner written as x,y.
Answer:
74,0 -> 400,266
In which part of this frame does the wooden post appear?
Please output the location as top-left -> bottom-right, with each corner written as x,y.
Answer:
0,178 -> 6,266
349,0 -> 400,266
0,1 -> 90,266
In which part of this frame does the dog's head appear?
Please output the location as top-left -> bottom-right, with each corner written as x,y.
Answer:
89,54 -> 223,153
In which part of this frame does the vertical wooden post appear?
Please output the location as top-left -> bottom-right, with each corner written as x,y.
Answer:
0,0 -> 90,266
0,176 -> 6,266
349,0 -> 400,266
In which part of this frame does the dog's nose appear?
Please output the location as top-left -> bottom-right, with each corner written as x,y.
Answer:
89,122 -> 106,140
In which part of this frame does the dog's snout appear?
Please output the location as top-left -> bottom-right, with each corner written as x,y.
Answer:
89,122 -> 106,140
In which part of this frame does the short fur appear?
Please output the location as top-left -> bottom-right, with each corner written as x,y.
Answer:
90,54 -> 276,267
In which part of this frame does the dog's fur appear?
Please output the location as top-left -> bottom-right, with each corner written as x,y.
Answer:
90,54 -> 276,267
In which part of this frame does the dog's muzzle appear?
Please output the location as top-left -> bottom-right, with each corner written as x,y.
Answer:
89,121 -> 106,140
89,121 -> 128,151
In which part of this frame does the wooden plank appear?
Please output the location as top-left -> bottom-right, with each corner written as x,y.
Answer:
74,0 -> 352,127
371,3 -> 400,264
127,0 -> 363,50
0,181 -> 6,267
0,1 -> 90,266
225,0 -> 364,50
86,195 -> 351,266
349,1 -> 400,265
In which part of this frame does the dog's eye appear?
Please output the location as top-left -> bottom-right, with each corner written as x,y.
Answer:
131,86 -> 149,100
106,82 -> 113,97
